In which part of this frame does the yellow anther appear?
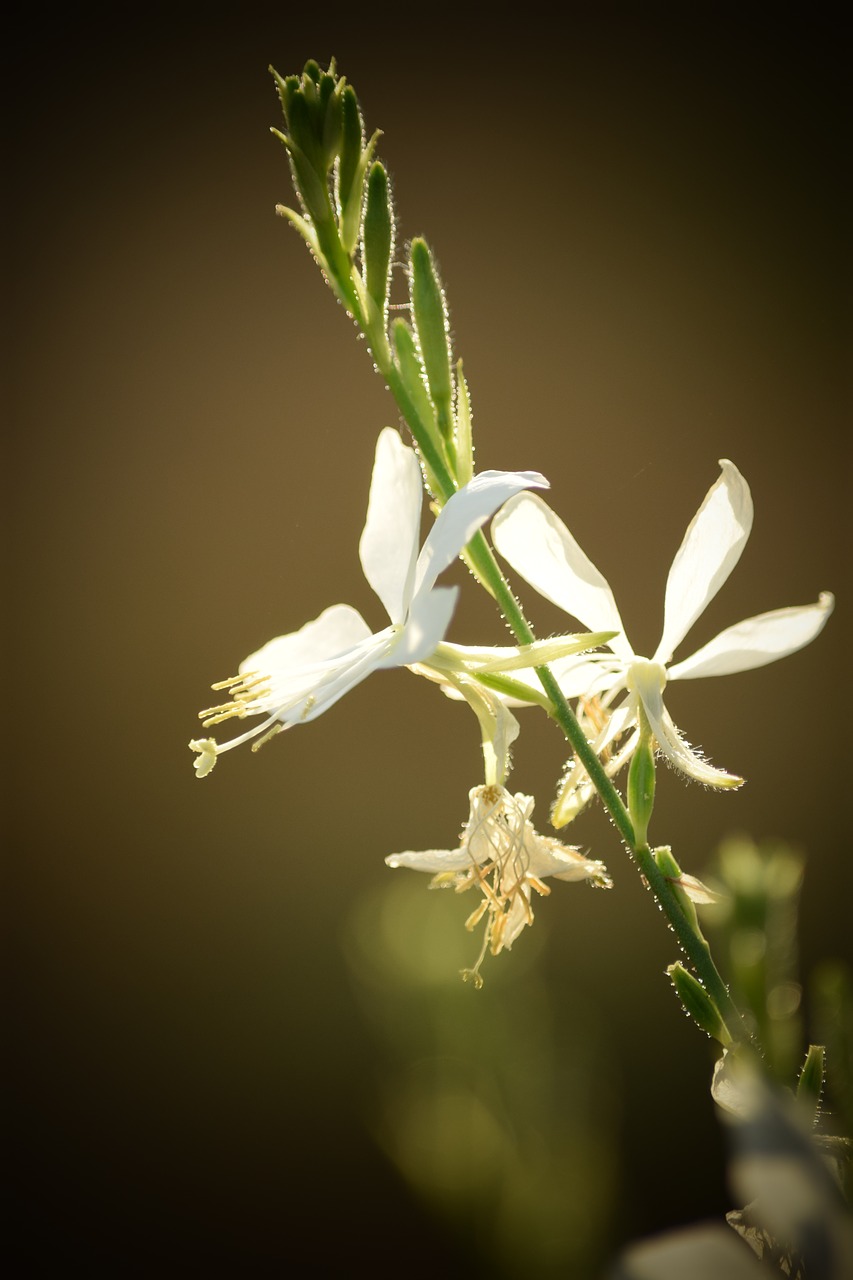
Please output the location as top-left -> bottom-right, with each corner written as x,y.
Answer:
464,899 -> 490,932
209,674 -> 245,691
209,669 -> 263,691
250,723 -> 284,753
200,704 -> 248,727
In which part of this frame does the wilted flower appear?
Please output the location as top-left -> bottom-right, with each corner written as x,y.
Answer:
190,428 -> 546,776
386,784 -> 611,984
492,460 -> 833,825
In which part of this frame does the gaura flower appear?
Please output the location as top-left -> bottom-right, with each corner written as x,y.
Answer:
386,784 -> 612,985
491,460 -> 833,825
189,427 -> 547,776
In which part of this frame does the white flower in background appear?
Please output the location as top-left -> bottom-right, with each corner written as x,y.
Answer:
492,460 -> 833,825
387,784 -> 611,984
190,428 -> 547,776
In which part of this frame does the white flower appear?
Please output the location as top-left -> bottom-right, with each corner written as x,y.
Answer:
190,428 -> 547,776
386,784 -> 612,984
491,460 -> 833,824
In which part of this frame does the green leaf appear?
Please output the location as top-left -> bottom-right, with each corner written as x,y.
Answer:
410,238 -> 454,441
363,161 -> 394,319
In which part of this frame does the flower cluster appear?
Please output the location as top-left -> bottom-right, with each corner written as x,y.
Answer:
189,59 -> 834,981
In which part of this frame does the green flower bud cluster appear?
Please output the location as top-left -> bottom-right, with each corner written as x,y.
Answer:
271,59 -> 381,319
271,60 -> 472,501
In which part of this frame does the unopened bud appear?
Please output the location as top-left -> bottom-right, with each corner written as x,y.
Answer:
627,732 -> 655,846
410,238 -> 454,442
668,962 -> 732,1046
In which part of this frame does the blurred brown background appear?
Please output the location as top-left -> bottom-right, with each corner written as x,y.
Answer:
6,5 -> 849,1274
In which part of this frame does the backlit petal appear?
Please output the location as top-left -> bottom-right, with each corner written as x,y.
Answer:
527,835 -> 613,886
655,460 -> 753,665
413,468 -> 548,602
386,847 -> 477,873
358,427 -> 423,623
492,493 -> 632,661
667,593 -> 835,680
240,603 -> 373,677
241,606 -> 391,723
388,585 -> 459,666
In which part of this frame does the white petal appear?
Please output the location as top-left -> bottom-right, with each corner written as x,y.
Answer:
491,493 -> 633,661
499,889 -> 533,950
655,459 -> 753,665
667,592 -> 834,680
242,606 -> 393,724
632,662 -> 743,788
527,834 -> 612,886
240,603 -> 373,677
385,847 -> 476,873
387,585 -> 459,666
412,469 -> 548,602
290,631 -> 397,722
358,427 -> 423,623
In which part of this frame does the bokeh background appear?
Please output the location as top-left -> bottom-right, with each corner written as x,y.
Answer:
7,6 -> 849,1274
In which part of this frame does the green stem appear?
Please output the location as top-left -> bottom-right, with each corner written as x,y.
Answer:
635,844 -> 752,1044
324,237 -> 750,1047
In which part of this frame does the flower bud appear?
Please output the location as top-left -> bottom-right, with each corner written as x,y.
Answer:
668,962 -> 732,1046
410,238 -> 454,442
392,319 -> 440,448
363,161 -> 394,323
627,730 -> 655,846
